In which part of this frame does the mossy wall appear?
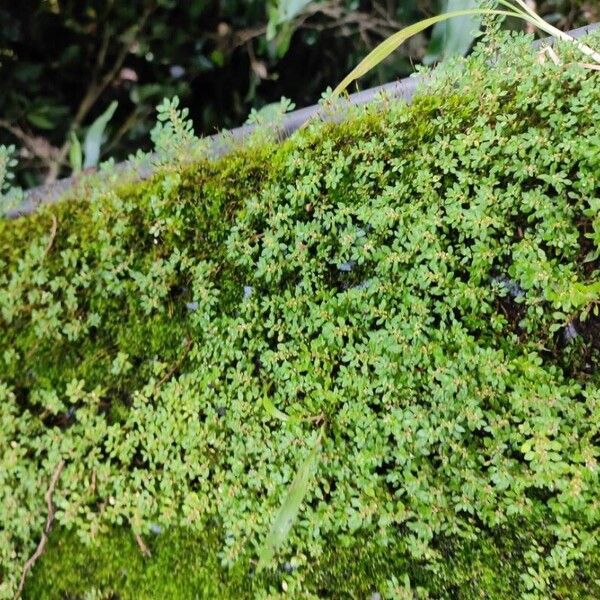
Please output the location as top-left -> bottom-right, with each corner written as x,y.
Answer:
1,31 -> 600,599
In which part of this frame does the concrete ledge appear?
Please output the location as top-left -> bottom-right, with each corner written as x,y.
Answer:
6,21 -> 599,220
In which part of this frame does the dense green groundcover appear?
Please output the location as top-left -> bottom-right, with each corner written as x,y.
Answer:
1,31 -> 600,599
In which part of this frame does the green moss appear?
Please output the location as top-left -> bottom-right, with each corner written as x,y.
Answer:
2,31 -> 600,599
25,524 -> 600,599
25,527 -> 253,600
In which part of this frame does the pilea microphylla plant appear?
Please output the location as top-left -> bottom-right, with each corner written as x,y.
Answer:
1,13 -> 600,600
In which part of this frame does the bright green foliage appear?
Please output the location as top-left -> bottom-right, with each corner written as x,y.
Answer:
0,145 -> 17,194
26,524 -> 600,599
0,144 -> 23,216
150,96 -> 205,164
1,31 -> 600,599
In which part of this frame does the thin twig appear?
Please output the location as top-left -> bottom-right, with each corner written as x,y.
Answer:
44,2 -> 156,184
525,0 -> 537,34
304,412 -> 326,424
43,214 -> 58,258
90,468 -> 97,495
134,531 -> 152,557
230,24 -> 267,50
15,460 -> 65,599
0,119 -> 60,169
228,0 -> 402,52
103,106 -> 150,154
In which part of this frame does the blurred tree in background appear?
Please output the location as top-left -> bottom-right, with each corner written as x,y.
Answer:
0,0 -> 597,187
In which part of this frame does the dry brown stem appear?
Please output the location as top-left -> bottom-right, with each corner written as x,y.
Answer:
15,460 -> 65,599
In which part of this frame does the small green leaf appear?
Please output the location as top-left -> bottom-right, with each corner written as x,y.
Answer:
330,0 -> 600,97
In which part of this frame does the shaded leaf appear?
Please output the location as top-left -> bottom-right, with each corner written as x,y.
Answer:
425,0 -> 481,65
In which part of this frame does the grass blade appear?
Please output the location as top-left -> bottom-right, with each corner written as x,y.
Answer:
256,428 -> 323,571
332,9 -> 520,96
68,131 -> 82,174
333,3 -> 600,97
262,395 -> 291,422
83,100 -> 118,169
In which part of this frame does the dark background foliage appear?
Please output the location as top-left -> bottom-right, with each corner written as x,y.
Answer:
0,0 -> 597,187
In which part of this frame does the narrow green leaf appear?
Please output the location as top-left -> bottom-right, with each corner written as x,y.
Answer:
332,9 -> 520,96
83,100 -> 118,169
333,1 -> 600,96
262,395 -> 290,422
256,429 -> 323,571
510,0 -> 600,63
69,131 -> 82,174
